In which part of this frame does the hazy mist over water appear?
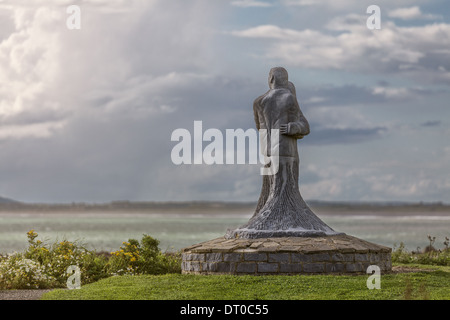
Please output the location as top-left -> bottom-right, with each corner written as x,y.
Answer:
1,204 -> 449,254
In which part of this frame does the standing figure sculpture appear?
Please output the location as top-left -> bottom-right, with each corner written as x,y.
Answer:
226,67 -> 342,239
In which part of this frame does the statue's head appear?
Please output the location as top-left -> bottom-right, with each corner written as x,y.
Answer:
268,67 -> 288,89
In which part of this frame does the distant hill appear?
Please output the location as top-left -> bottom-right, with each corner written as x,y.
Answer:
0,199 -> 449,214
0,196 -> 19,204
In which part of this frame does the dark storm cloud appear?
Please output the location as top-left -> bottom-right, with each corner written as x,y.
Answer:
303,126 -> 387,146
421,120 -> 442,127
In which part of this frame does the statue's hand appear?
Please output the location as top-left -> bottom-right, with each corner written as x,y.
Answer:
280,124 -> 289,135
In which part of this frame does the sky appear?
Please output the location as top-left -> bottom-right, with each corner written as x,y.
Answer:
0,0 -> 449,204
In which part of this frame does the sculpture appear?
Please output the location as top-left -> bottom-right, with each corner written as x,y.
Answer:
226,67 -> 343,239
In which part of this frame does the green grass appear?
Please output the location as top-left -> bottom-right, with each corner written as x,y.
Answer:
41,264 -> 449,300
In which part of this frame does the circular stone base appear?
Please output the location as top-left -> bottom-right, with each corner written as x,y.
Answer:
181,234 -> 392,275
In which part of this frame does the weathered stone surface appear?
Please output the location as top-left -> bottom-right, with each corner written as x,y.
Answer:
291,253 -> 312,263
326,263 -> 346,273
236,263 -> 257,274
223,253 -> 242,262
244,252 -> 267,262
311,253 -> 331,262
269,253 -> 290,263
181,234 -> 392,275
258,263 -> 279,273
225,67 -> 344,239
346,263 -> 364,272
206,253 -> 223,262
303,263 -> 325,273
355,253 -> 369,262
279,263 -> 302,273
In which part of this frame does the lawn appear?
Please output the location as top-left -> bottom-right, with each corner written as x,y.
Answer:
41,264 -> 449,300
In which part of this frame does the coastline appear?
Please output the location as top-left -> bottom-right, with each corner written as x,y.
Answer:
1,200 -> 449,217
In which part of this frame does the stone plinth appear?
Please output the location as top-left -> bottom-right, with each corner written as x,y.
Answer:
181,234 -> 391,275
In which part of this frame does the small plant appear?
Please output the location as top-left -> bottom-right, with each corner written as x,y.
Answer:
0,230 -> 109,289
0,230 -> 182,289
0,254 -> 58,289
107,234 -> 181,276
425,235 -> 436,253
392,235 -> 450,266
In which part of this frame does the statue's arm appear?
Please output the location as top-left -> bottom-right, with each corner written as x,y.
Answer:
253,100 -> 260,131
280,96 -> 310,138
253,95 -> 266,131
288,112 -> 310,139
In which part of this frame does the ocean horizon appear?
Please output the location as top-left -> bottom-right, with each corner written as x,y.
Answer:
0,202 -> 449,254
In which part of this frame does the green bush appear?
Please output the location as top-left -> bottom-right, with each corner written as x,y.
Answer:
0,230 -> 181,290
392,237 -> 450,266
0,254 -> 58,289
0,230 -> 110,289
23,230 -> 109,284
106,234 -> 181,275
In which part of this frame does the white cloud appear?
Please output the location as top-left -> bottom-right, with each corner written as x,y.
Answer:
388,6 -> 442,20
231,0 -> 273,8
0,6 -> 65,138
282,0 -> 433,10
231,19 -> 450,83
0,0 -> 221,139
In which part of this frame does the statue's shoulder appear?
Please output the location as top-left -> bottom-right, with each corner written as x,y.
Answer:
264,88 -> 293,103
253,91 -> 269,110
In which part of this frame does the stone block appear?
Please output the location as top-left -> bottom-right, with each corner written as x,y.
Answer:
369,253 -> 381,264
291,253 -> 312,263
355,253 -> 369,262
183,261 -> 201,272
223,253 -> 242,262
343,253 -> 355,262
257,263 -> 279,273
182,253 -> 192,261
346,263 -> 363,272
279,263 -> 302,273
217,262 -> 236,273
331,253 -> 344,261
203,262 -> 235,273
311,253 -> 331,262
206,253 -> 223,262
303,263 -> 325,273
189,254 -> 205,262
244,252 -> 267,262
268,253 -> 290,263
326,263 -> 346,273
236,262 -> 257,274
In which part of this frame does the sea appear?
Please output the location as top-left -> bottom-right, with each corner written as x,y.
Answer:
0,205 -> 449,254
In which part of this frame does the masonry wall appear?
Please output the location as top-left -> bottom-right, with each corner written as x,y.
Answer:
181,251 -> 392,275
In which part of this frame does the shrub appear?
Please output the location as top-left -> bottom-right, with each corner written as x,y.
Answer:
0,254 -> 58,289
392,236 -> 450,266
0,230 -> 181,289
0,230 -> 109,289
107,234 -> 181,276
